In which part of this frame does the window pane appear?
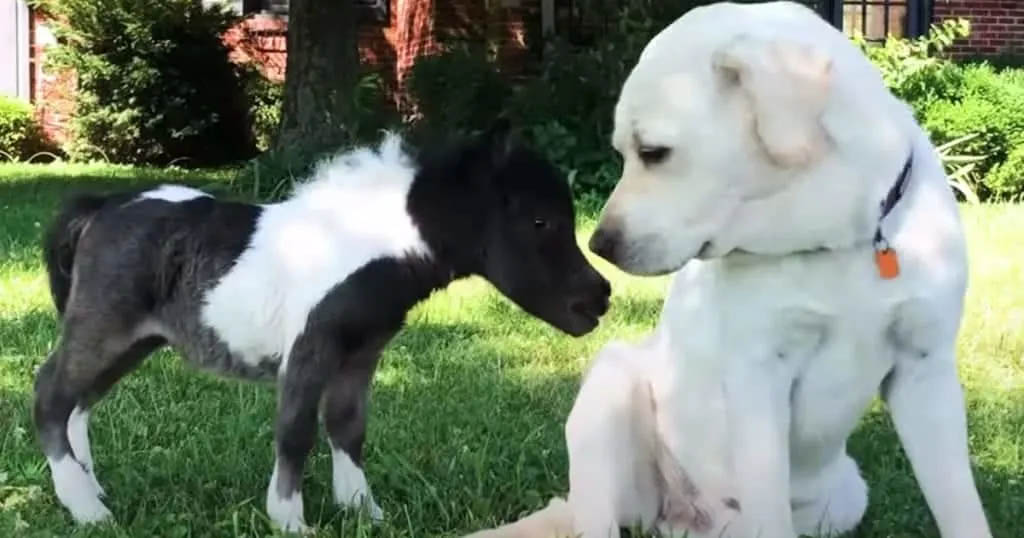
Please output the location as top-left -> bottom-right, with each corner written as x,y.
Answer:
843,1 -> 907,41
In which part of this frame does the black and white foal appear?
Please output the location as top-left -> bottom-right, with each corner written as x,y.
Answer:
34,126 -> 611,532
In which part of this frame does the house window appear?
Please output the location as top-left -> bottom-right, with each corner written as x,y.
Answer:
241,0 -> 389,22
806,0 -> 932,40
843,0 -> 909,40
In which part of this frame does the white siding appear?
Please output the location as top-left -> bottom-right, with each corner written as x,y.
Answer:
0,0 -> 30,100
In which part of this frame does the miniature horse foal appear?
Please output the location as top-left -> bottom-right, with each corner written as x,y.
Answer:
34,125 -> 610,532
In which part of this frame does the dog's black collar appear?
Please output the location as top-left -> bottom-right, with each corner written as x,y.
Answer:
872,154 -> 914,251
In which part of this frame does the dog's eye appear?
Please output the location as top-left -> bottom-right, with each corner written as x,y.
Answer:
533,218 -> 549,230
638,146 -> 671,165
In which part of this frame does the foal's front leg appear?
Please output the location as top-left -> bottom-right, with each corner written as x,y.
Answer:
267,335 -> 331,534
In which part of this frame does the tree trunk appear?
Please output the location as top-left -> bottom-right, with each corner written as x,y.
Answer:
273,0 -> 358,154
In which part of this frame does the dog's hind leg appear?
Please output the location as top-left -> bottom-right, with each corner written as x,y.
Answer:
564,341 -> 663,538
34,312 -> 164,524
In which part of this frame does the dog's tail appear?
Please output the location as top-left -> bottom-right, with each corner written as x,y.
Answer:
463,497 -> 575,538
42,193 -> 108,317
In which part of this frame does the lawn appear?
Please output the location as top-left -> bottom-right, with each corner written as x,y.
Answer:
0,163 -> 1021,538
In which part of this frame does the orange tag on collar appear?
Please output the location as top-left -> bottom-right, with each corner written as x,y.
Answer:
875,248 -> 900,279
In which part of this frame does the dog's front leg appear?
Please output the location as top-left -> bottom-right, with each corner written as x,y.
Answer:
266,334 -> 332,534
723,356 -> 796,538
883,346 -> 992,538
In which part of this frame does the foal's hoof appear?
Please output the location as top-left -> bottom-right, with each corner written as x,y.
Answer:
351,497 -> 385,522
278,521 -> 313,535
336,492 -> 385,522
365,499 -> 385,522
68,499 -> 113,525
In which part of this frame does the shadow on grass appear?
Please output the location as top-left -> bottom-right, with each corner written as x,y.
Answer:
0,318 -> 583,537
0,312 -> 1019,537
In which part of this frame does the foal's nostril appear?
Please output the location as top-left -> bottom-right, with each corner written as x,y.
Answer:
589,228 -> 621,261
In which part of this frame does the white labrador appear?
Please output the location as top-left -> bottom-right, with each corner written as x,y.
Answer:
466,2 -> 993,537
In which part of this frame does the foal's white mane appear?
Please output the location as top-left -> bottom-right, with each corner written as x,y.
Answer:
290,132 -> 415,203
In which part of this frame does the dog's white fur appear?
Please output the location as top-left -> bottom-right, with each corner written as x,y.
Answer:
467,2 -> 991,537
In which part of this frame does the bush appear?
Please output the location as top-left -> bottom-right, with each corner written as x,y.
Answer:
405,44 -> 511,144
39,0 -> 257,165
231,72 -> 401,202
982,143 -> 1024,201
240,67 -> 284,153
852,18 -> 971,109
854,18 -> 1024,201
919,65 -> 1024,200
0,96 -> 50,161
506,0 -> 713,197
403,1 -> 713,198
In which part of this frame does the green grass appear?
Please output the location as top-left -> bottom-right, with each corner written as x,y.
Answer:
0,163 -> 1021,537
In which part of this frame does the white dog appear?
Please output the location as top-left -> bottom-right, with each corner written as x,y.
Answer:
466,2 -> 993,537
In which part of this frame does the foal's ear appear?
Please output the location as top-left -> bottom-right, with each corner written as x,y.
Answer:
481,116 -> 516,163
712,35 -> 833,168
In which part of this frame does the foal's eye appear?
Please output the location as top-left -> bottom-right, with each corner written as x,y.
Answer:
638,145 -> 671,166
533,218 -> 549,230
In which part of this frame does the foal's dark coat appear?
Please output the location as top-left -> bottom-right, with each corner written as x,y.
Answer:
34,127 -> 611,529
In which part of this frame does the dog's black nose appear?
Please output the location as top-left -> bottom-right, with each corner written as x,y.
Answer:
589,227 -> 621,262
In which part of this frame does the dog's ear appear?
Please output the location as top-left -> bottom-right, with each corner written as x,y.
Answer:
712,36 -> 833,168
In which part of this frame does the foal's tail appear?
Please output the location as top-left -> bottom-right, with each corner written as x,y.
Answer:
463,497 -> 575,538
42,193 -> 108,317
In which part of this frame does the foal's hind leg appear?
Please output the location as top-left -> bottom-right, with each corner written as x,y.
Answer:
322,357 -> 383,520
34,315 -> 163,524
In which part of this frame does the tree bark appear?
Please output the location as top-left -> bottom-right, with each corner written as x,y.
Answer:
273,0 -> 359,154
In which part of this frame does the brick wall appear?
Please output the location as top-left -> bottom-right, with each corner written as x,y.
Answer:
29,0 -> 538,144
225,0 -> 538,88
933,0 -> 1024,56
28,11 -> 74,144
223,14 -> 288,82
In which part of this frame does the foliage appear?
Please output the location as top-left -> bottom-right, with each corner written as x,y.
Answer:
404,1 -> 714,198
920,64 -> 1024,200
405,44 -> 511,144
851,18 -> 971,107
937,134 -> 987,204
37,0 -> 257,165
984,144 -> 1024,201
233,72 -> 400,201
852,18 -> 1024,201
0,96 -> 52,162
506,0 -> 714,197
240,67 -> 284,153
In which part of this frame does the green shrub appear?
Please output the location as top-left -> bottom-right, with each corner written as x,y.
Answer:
230,72 -> 401,201
402,0 -> 711,198
38,0 -> 257,165
240,67 -> 283,153
852,18 -> 971,110
507,0 -> 712,198
853,18 -> 1024,200
921,64 -> 1024,199
984,144 -> 1024,201
0,96 -> 51,161
405,44 -> 511,143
